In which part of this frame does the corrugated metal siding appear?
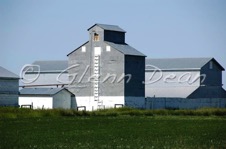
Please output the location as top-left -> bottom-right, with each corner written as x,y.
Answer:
0,77 -> 19,106
67,41 -> 92,96
201,61 -> 222,86
125,55 -> 145,97
104,31 -> 125,44
145,97 -> 226,109
145,71 -> 201,98
53,90 -> 71,109
100,42 -> 125,96
0,94 -> 18,106
0,79 -> 19,94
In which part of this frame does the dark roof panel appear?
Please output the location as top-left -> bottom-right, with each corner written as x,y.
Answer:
88,23 -> 126,32
105,42 -> 146,57
0,66 -> 19,79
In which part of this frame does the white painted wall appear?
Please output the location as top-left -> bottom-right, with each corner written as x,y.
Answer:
19,90 -> 72,109
145,71 -> 201,98
145,71 -> 201,87
53,90 -> 71,109
19,97 -> 52,109
100,96 -> 124,109
75,96 -> 145,111
75,96 -> 124,111
145,86 -> 199,98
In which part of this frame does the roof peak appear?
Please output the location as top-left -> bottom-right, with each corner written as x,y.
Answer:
88,23 -> 126,32
0,66 -> 19,79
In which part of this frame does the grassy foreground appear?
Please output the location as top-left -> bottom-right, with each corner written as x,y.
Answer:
1,107 -> 226,118
0,108 -> 226,149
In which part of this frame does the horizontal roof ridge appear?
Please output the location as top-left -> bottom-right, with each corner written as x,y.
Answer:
145,57 -> 224,70
88,23 -> 126,32
19,88 -> 73,96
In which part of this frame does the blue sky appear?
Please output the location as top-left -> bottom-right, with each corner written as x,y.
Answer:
0,0 -> 226,88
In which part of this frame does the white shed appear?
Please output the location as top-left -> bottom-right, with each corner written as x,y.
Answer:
19,88 -> 74,109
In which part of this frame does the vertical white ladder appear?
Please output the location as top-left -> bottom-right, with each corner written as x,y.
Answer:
93,55 -> 103,109
94,55 -> 99,102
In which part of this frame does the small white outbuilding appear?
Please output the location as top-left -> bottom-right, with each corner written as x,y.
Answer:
19,88 -> 74,109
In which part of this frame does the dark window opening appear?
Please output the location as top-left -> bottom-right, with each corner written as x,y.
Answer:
94,33 -> 99,41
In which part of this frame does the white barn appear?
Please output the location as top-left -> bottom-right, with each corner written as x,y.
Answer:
19,88 -> 74,109
145,58 -> 226,98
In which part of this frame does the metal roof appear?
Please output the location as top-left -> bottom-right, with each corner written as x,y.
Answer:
88,23 -> 126,33
27,60 -> 68,72
105,41 -> 146,57
0,66 -> 19,79
67,41 -> 89,56
145,58 -> 224,70
19,88 -> 72,96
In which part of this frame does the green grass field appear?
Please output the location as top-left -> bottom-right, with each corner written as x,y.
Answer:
0,108 -> 226,149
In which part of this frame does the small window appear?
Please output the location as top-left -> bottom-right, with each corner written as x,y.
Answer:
81,46 -> 86,52
106,46 -> 111,52
94,47 -> 101,56
94,33 -> 99,41
209,61 -> 213,69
